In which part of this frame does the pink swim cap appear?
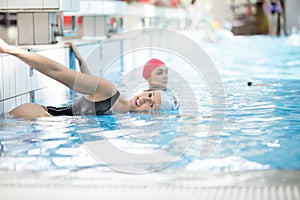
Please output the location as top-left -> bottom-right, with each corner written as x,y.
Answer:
143,58 -> 166,80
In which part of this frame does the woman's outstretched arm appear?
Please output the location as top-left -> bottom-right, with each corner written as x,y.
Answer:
65,41 -> 91,75
0,38 -> 116,100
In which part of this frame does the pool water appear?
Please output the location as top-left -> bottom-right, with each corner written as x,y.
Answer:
0,35 -> 299,173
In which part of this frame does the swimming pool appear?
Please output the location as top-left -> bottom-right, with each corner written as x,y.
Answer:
0,34 -> 300,186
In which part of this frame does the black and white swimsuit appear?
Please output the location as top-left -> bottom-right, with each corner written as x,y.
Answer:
46,91 -> 120,116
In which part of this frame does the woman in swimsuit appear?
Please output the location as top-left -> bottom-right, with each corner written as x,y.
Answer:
0,38 -> 179,119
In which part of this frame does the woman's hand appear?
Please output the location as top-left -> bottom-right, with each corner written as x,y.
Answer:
65,41 -> 76,50
65,41 -> 81,58
65,41 -> 91,75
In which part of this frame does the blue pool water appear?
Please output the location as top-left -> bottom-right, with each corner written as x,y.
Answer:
0,35 -> 299,173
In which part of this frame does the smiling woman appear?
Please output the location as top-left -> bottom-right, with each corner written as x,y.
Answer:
0,38 -> 179,119
131,91 -> 160,111
131,90 -> 179,111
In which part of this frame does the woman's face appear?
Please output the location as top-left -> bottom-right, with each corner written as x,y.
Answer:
148,66 -> 168,89
128,91 -> 161,111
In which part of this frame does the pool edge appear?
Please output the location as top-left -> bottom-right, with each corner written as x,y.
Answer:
1,170 -> 299,200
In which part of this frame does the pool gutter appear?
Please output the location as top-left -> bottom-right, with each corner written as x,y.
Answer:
0,170 -> 299,200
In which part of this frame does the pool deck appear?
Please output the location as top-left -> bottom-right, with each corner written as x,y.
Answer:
1,170 -> 299,200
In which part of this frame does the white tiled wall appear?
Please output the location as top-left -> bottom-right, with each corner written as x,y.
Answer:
15,61 -> 29,98
76,43 -> 102,75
